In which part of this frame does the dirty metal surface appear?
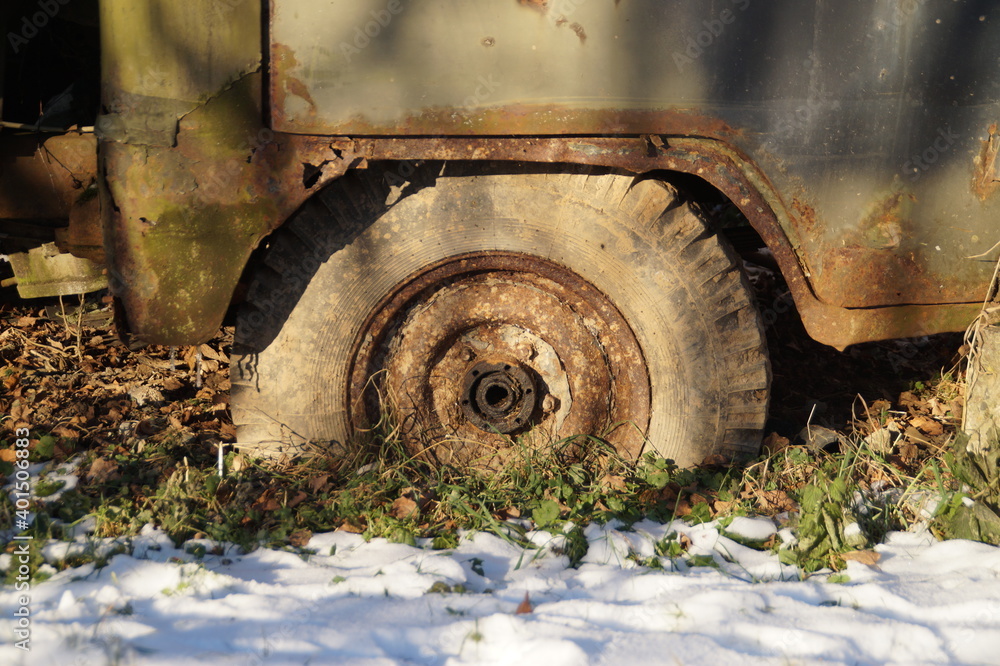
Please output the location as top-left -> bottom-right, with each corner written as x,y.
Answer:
974,125 -> 1000,202
348,252 -> 650,466
270,0 -> 1000,315
101,71 -> 358,345
7,242 -> 107,299
0,133 -> 96,220
98,0 -> 262,146
459,360 -> 537,435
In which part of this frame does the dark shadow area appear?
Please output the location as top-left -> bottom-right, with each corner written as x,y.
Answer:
756,262 -> 964,439
2,0 -> 100,128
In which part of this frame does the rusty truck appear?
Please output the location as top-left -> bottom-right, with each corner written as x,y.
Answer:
2,0 -> 998,467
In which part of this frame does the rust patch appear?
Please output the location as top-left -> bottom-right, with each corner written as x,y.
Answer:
973,123 -> 1000,200
554,17 -> 587,43
270,43 -> 318,122
789,197 -> 818,246
796,300 -> 982,352
0,133 -> 96,220
517,0 -> 587,42
813,247 -> 941,309
104,107 -> 987,352
857,191 -> 913,249
353,135 -> 987,348
348,252 -> 650,466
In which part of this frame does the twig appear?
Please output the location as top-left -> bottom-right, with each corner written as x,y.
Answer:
59,295 -> 68,336
965,238 -> 1000,260
77,294 -> 85,362
806,403 -> 817,443
18,331 -> 71,357
195,349 -> 203,388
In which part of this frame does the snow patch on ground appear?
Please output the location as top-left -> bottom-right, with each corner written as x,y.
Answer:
3,521 -> 1000,665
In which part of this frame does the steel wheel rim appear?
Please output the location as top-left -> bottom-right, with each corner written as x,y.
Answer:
348,251 -> 651,465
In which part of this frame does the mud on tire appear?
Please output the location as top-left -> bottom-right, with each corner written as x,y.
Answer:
231,164 -> 770,467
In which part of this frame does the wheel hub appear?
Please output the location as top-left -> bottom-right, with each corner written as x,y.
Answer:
460,360 -> 536,434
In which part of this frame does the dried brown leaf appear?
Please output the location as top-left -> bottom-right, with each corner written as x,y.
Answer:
252,489 -> 281,512
162,377 -> 184,391
230,453 -> 248,472
841,550 -> 882,567
515,592 -> 533,615
287,490 -> 308,508
756,490 -> 797,514
338,520 -> 365,534
87,458 -> 120,483
762,432 -> 791,456
713,499 -> 736,514
307,474 -> 331,493
911,415 -> 944,436
601,474 -> 627,491
390,497 -> 419,520
289,529 -> 313,547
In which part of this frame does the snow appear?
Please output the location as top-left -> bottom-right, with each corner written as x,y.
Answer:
3,520 -> 1000,665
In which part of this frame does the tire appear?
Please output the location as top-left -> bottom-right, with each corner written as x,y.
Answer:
231,164 -> 770,468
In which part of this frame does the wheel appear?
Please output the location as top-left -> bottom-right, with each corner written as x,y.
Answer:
231,165 -> 770,468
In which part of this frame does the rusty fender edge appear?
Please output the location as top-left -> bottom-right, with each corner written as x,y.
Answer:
106,119 -> 980,349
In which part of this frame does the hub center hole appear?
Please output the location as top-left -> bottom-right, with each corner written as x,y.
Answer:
484,384 -> 510,407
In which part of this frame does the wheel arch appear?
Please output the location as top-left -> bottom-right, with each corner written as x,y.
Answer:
234,138 -> 811,347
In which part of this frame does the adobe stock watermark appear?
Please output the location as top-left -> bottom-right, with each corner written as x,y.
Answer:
903,126 -> 960,182
340,0 -> 405,63
7,0 -> 72,54
673,0 -> 751,72
764,54 -> 842,147
762,89 -> 843,154
95,65 -> 172,139
11,426 -> 35,652
461,75 -> 501,110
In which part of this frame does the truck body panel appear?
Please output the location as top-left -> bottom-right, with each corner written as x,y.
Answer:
271,0 -> 1000,315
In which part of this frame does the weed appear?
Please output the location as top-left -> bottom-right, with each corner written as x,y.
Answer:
933,433 -> 1000,543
